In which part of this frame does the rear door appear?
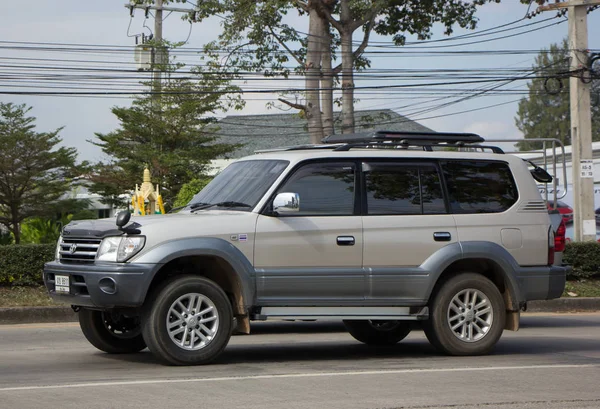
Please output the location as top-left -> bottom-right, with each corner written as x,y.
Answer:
361,160 -> 458,303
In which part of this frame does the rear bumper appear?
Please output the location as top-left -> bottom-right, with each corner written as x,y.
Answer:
517,265 -> 568,301
43,261 -> 159,309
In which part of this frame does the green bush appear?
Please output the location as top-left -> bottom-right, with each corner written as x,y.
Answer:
563,242 -> 600,279
0,230 -> 13,245
173,177 -> 213,209
0,244 -> 55,286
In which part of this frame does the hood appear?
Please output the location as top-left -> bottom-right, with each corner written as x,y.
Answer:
62,210 -> 257,239
62,218 -> 126,238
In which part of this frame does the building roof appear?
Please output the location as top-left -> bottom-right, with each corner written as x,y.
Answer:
214,109 -> 434,158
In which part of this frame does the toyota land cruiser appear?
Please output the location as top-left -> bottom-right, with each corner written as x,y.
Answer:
44,131 -> 567,365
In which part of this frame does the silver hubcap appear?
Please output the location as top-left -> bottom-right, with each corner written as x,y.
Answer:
447,288 -> 493,343
166,293 -> 219,351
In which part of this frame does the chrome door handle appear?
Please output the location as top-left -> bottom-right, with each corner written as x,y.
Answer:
433,232 -> 452,242
337,236 -> 355,246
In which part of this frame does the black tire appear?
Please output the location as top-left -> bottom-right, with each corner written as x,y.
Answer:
423,273 -> 505,356
78,308 -> 146,354
142,275 -> 233,366
343,320 -> 411,346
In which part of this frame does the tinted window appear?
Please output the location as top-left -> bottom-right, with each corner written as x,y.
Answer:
277,162 -> 355,216
442,161 -> 518,214
365,164 -> 446,215
190,160 -> 289,210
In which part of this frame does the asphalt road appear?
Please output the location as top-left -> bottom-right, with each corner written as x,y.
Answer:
1,313 -> 599,409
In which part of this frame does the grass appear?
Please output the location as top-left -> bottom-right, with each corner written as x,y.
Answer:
0,286 -> 57,307
563,279 -> 600,297
0,280 -> 599,308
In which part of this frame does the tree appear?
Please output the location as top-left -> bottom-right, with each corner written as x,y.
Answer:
0,103 -> 78,244
88,68 -> 243,209
516,39 -> 600,151
316,0 -> 504,134
188,0 -> 525,141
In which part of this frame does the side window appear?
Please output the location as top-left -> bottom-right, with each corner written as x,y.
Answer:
276,162 -> 355,216
364,163 -> 446,215
442,161 -> 518,214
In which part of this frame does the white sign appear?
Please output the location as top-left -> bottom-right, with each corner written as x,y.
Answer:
581,160 -> 594,178
583,220 -> 597,236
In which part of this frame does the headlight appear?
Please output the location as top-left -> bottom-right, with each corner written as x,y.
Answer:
55,236 -> 62,261
97,236 -> 145,262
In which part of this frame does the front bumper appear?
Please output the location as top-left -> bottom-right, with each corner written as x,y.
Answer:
43,261 -> 159,308
517,265 -> 569,301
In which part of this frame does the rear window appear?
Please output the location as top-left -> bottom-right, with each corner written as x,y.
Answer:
442,161 -> 518,214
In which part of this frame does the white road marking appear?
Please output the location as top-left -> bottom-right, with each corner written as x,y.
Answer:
0,364 -> 597,392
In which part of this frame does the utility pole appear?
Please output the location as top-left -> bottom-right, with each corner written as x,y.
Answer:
538,0 -> 600,242
154,0 -> 163,95
125,1 -> 197,96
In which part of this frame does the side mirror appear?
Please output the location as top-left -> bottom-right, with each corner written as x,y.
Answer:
116,211 -> 131,229
273,192 -> 300,214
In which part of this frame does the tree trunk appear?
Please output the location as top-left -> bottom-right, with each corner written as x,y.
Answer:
11,207 -> 20,244
321,20 -> 334,138
339,0 -> 355,134
305,3 -> 325,144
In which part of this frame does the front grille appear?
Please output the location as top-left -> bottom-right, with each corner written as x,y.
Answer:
59,237 -> 101,263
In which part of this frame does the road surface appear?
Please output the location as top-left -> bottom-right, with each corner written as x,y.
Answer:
1,313 -> 599,408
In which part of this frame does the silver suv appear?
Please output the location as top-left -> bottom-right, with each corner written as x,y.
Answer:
44,131 -> 566,365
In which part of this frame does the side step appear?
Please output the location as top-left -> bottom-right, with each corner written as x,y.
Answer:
251,306 -> 429,321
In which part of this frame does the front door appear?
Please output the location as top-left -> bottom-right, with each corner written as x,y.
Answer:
361,160 -> 458,303
254,160 -> 364,305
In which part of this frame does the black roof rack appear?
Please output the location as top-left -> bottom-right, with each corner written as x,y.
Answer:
322,130 -> 485,145
255,130 -> 504,154
322,130 -> 504,154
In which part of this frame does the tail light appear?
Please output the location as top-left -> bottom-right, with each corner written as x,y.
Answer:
554,220 -> 566,253
548,226 -> 555,266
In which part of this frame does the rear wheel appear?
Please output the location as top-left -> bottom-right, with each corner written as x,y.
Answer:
343,320 -> 412,345
424,273 -> 505,356
142,276 -> 233,366
78,308 -> 146,354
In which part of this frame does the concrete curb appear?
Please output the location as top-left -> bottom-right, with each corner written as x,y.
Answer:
526,297 -> 600,313
0,306 -> 77,325
1,298 -> 600,325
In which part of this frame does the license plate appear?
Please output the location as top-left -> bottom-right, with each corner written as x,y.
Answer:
55,275 -> 70,294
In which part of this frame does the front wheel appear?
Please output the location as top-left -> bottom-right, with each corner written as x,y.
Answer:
343,320 -> 411,345
142,276 -> 233,366
424,273 -> 505,356
79,308 -> 146,354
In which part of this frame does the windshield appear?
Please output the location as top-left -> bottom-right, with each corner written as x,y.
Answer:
188,160 -> 289,211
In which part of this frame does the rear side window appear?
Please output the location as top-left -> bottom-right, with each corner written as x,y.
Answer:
442,161 -> 518,214
364,163 -> 446,215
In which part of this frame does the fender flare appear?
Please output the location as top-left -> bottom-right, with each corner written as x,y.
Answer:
134,237 -> 256,308
420,241 -> 523,311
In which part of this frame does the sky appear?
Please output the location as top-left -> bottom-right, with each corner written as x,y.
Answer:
1,1 -> 599,163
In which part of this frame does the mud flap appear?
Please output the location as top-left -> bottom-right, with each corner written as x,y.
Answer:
505,310 -> 520,331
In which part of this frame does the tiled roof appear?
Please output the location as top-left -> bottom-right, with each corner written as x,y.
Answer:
214,109 -> 434,158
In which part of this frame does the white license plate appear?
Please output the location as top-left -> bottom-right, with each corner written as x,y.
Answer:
55,275 -> 70,294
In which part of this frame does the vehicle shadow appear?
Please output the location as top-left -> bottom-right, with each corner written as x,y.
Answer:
100,333 -> 600,367
96,316 -> 600,366
247,320 -> 346,334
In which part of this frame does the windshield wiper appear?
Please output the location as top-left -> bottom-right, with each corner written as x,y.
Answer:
190,201 -> 252,212
168,202 -> 209,213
